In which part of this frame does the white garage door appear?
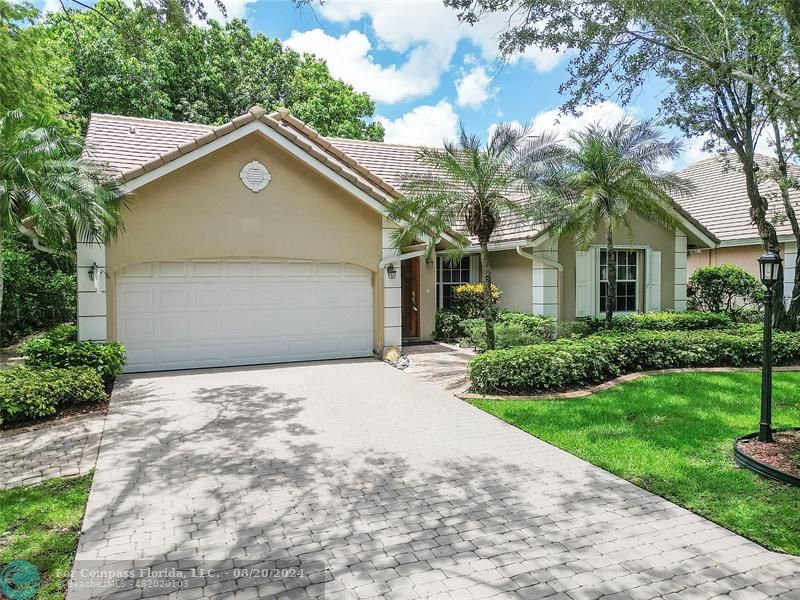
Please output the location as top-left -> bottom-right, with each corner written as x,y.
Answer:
116,260 -> 374,372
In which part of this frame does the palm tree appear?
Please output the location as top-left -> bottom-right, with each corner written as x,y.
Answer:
387,124 -> 559,350
540,119 -> 691,327
0,110 -> 123,325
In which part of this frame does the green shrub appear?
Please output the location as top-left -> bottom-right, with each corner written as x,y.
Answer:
433,310 -> 466,342
451,283 -> 501,318
585,311 -> 732,333
461,312 -> 557,351
0,367 -> 105,426
469,328 -> 800,394
1,233 -> 76,345
21,325 -> 126,385
688,264 -> 763,319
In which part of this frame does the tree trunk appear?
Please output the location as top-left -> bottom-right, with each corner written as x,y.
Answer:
479,240 -> 496,350
605,228 -> 615,328
0,227 -> 4,341
771,121 -> 800,330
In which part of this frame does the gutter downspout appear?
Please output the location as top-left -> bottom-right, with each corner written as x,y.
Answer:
516,245 -> 564,321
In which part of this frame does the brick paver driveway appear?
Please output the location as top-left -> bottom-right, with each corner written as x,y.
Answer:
69,360 -> 800,600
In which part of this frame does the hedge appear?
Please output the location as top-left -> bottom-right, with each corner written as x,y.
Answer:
0,367 -> 105,426
461,313 -> 557,351
21,325 -> 126,385
469,329 -> 800,395
584,311 -> 732,333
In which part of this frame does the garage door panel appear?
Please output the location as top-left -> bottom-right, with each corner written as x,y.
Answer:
116,260 -> 374,372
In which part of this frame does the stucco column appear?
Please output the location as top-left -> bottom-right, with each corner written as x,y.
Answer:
785,241 -> 798,308
531,243 -> 559,319
77,242 -> 108,341
381,218 -> 402,355
674,230 -> 688,311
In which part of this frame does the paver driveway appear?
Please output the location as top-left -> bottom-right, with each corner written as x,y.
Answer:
69,360 -> 800,600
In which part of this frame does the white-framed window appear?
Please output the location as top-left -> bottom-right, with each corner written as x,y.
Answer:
599,249 -> 640,313
436,256 -> 476,309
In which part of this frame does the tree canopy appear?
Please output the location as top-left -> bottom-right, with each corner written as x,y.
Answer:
43,0 -> 384,140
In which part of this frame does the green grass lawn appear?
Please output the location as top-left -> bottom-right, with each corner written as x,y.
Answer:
472,371 -> 800,556
0,475 -> 92,599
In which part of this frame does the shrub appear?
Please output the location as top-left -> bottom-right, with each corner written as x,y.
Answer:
468,328 -> 800,394
688,264 -> 763,319
433,310 -> 466,342
451,283 -> 501,318
0,367 -> 105,426
585,311 -> 732,333
1,233 -> 76,345
461,312 -> 557,351
21,325 -> 126,385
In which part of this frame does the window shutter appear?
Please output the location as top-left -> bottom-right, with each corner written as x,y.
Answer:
575,250 -> 592,317
646,249 -> 661,312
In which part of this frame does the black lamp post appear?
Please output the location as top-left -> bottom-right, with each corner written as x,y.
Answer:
757,251 -> 782,443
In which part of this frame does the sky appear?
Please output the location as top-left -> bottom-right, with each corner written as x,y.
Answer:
39,0 -> 719,168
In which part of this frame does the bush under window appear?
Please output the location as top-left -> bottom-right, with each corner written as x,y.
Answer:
451,283 -> 501,319
688,264 -> 763,319
461,312 -> 557,351
585,311 -> 732,333
469,328 -> 800,395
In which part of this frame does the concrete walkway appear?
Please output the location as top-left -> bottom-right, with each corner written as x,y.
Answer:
0,412 -> 105,490
404,343 -> 474,393
69,360 -> 800,600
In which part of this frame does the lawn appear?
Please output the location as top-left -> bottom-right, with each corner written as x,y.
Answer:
472,371 -> 800,556
0,475 -> 92,599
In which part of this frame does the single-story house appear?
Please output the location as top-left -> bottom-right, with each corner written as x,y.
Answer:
80,106 -> 718,372
675,155 -> 799,305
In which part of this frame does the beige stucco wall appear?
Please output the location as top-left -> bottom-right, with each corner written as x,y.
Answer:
105,131 -> 395,349
491,249 -> 532,312
687,245 -> 763,278
559,214 -> 677,321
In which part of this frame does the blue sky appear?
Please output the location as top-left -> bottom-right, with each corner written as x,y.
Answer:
39,0 -> 711,166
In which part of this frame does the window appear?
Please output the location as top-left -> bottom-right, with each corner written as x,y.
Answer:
600,250 -> 639,312
437,256 -> 472,309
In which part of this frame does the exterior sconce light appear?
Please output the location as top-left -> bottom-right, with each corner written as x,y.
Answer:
386,263 -> 397,280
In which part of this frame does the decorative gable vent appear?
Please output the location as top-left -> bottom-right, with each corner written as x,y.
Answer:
239,160 -> 271,192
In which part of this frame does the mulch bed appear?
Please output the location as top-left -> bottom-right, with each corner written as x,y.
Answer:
736,430 -> 800,478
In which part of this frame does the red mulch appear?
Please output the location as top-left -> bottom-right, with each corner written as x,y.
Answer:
737,430 -> 800,478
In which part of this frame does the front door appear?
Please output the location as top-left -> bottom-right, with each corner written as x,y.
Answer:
401,257 -> 420,338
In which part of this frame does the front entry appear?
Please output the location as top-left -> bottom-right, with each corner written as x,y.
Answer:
401,257 -> 420,338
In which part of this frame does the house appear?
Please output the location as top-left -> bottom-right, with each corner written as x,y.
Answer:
80,107 -> 718,372
675,155 -> 799,305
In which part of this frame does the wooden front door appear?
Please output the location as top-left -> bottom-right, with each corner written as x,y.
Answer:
401,257 -> 420,338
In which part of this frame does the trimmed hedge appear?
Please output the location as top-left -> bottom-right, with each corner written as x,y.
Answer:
0,367 -> 105,426
21,325 -> 126,385
461,313 -> 557,351
469,329 -> 800,395
585,311 -> 732,333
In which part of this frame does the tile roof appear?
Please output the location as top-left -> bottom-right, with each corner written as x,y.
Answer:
675,154 -> 800,243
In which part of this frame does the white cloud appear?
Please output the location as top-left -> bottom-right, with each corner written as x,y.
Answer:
529,101 -> 630,140
455,66 -> 495,109
376,100 -> 459,147
203,0 -> 254,21
42,0 -> 61,14
287,0 -> 566,105
285,29 -> 448,103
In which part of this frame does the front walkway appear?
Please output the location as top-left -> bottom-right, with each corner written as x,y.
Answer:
404,342 -> 474,393
70,360 -> 800,599
0,413 -> 105,490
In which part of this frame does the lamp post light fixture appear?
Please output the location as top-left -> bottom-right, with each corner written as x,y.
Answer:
757,250 -> 782,443
386,263 -> 397,280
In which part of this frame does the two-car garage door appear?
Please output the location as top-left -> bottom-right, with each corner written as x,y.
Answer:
116,260 -> 374,372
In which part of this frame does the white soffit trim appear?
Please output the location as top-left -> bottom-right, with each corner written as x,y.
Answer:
718,234 -> 795,248
121,120 -> 393,220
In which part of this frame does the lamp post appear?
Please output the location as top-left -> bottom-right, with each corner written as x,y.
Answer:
757,251 -> 782,443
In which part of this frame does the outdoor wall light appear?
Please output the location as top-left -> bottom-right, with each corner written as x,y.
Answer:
386,263 -> 397,280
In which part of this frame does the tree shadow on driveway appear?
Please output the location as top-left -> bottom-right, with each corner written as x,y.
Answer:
67,365 -> 800,600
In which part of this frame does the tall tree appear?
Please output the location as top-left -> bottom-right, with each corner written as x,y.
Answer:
0,110 -> 122,326
445,0 -> 800,327
43,0 -> 384,140
0,0 -> 65,119
387,125 -> 558,349
536,119 -> 688,326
